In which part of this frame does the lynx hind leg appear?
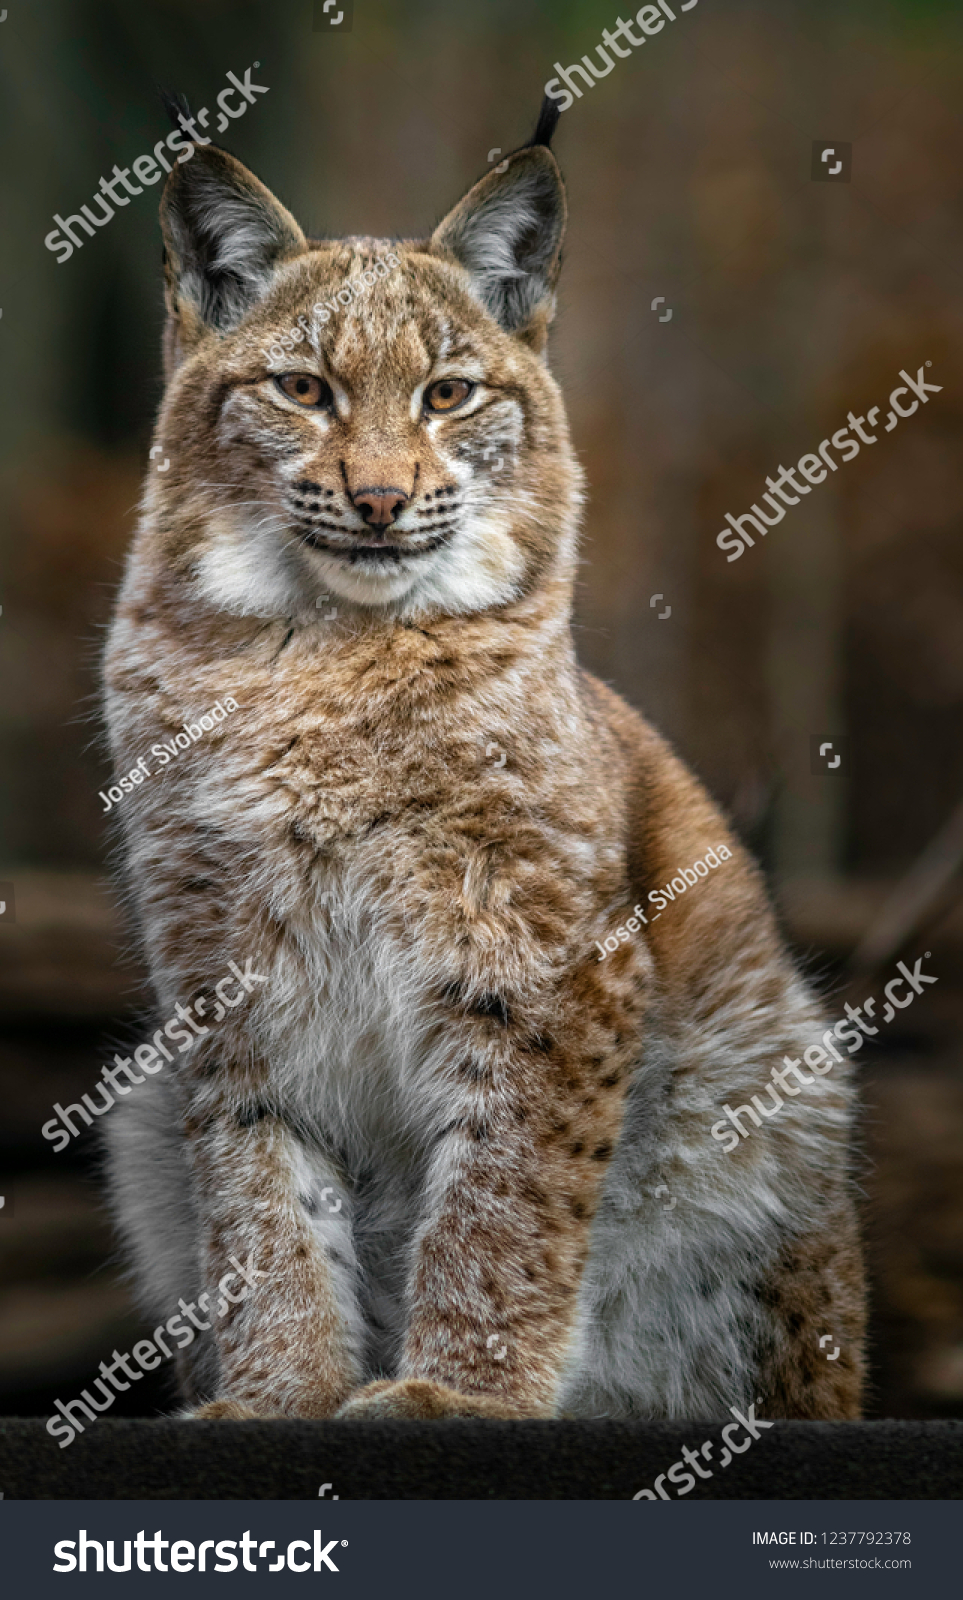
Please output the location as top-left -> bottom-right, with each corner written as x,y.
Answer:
757,1199 -> 867,1418
103,1074 -> 202,1337
104,1075 -> 231,1407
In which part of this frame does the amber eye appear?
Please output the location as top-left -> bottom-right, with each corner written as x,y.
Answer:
277,373 -> 331,408
425,378 -> 474,413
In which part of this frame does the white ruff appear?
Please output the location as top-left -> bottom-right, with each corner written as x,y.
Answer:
191,504 -> 528,618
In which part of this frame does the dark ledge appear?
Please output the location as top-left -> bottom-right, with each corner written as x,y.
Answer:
1,1419 -> 961,1500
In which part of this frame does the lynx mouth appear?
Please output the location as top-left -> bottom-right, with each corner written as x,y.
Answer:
301,531 -> 452,565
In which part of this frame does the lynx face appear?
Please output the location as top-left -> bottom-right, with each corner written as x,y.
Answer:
153,134 -> 581,621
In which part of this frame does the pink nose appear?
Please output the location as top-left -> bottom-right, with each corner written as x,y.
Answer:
352,488 -> 409,529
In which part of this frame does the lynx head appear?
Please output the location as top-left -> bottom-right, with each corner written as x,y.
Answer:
150,101 -> 583,623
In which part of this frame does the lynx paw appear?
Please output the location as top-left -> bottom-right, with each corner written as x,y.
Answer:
185,1398 -> 274,1421
335,1379 -> 523,1420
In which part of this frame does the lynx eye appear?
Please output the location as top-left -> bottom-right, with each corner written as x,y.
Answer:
277,373 -> 331,408
425,378 -> 474,413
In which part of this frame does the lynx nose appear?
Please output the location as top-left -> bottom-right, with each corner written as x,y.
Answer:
352,487 -> 409,529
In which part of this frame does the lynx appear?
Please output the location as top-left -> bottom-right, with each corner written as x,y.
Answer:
102,99 -> 866,1423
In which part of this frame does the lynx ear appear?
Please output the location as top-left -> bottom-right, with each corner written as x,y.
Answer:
160,141 -> 306,346
430,110 -> 566,348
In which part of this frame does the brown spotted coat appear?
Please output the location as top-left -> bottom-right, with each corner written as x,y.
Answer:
102,115 -> 865,1422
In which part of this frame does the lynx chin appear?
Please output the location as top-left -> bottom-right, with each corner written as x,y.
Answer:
101,93 -> 866,1424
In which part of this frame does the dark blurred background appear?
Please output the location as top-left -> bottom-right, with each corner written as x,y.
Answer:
1,0 -> 962,1425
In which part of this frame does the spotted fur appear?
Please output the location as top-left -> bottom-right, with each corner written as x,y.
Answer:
102,111 -> 865,1422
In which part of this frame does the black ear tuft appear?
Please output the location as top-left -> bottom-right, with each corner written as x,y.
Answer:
528,94 -> 561,152
159,87 -> 191,132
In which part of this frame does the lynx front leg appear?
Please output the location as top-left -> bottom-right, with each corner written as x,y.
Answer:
184,1104 -> 365,1418
339,966 -> 642,1420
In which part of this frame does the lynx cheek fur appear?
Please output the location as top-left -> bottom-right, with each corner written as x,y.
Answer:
102,101 -> 866,1423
